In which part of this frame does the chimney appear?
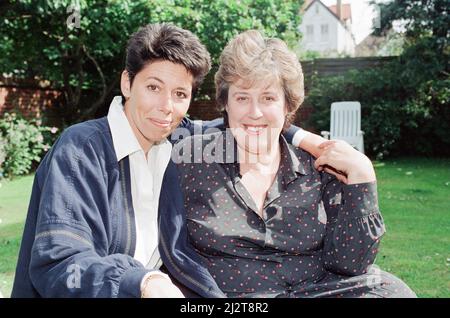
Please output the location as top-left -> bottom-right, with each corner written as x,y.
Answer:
336,0 -> 342,20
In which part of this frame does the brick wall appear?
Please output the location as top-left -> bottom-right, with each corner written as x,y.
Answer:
0,78 -> 62,126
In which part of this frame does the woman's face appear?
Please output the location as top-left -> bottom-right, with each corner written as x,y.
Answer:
226,78 -> 287,155
121,60 -> 193,152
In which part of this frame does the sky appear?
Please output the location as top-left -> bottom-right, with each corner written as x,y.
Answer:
319,0 -> 389,44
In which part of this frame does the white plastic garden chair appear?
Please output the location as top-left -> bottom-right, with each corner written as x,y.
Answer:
320,101 -> 365,153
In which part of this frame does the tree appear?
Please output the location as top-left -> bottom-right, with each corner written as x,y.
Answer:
0,0 -> 303,125
0,0 -> 152,124
372,0 -> 448,106
372,0 -> 449,66
373,0 -> 448,49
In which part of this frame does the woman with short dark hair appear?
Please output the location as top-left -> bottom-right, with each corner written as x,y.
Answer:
12,23 -> 214,298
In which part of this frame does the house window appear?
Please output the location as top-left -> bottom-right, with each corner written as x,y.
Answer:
321,24 -> 329,41
306,25 -> 314,41
315,3 -> 319,14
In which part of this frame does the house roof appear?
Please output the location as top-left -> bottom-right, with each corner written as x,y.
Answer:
328,4 -> 352,22
303,0 -> 352,23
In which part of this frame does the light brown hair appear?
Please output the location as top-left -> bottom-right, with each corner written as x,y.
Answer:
215,30 -> 304,129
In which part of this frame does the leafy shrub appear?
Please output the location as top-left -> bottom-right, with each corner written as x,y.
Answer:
0,113 -> 60,178
304,56 -> 449,159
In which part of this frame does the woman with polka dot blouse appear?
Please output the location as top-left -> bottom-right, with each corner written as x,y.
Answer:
169,30 -> 416,298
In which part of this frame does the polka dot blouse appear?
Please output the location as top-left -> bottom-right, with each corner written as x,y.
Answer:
173,131 -> 385,298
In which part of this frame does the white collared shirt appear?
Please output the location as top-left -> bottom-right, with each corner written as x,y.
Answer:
107,96 -> 172,269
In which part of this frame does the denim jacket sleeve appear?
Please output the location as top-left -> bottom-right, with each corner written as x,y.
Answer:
29,130 -> 148,298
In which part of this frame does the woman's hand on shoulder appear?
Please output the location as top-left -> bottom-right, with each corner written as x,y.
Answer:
314,140 -> 376,185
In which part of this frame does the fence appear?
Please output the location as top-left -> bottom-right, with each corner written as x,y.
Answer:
301,56 -> 395,79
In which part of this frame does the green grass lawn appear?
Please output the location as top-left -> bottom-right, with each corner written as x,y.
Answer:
373,157 -> 450,298
0,174 -> 34,297
0,157 -> 449,298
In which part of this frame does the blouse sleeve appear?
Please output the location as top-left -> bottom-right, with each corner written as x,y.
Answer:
320,174 -> 386,276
